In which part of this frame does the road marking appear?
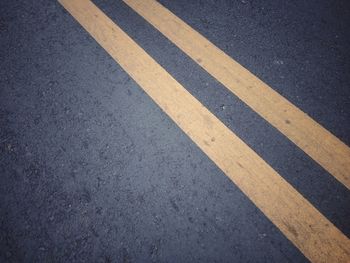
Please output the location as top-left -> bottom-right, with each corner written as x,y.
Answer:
58,0 -> 350,262
123,0 -> 350,190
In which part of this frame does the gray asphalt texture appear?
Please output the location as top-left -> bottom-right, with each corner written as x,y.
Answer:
1,0 -> 350,262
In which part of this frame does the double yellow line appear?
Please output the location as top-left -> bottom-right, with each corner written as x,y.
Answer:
123,0 -> 350,191
58,0 -> 350,262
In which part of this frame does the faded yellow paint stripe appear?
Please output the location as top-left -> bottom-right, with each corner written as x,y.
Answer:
123,0 -> 350,190
58,0 -> 350,262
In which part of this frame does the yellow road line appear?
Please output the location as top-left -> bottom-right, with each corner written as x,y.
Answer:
58,0 -> 350,262
123,0 -> 350,190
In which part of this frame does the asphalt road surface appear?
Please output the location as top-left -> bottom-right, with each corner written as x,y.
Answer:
1,0 -> 349,262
